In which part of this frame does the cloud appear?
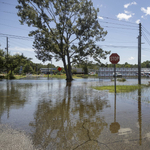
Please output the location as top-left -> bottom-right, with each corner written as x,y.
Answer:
124,10 -> 135,15
117,10 -> 134,21
117,13 -> 132,20
128,57 -> 135,60
136,19 -> 140,24
141,7 -> 150,16
124,2 -> 137,8
9,46 -> 34,52
98,16 -> 103,20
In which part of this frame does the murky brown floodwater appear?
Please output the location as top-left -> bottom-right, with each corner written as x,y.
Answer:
0,78 -> 150,150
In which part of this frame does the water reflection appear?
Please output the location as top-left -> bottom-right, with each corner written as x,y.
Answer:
0,81 -> 27,121
29,81 -> 110,149
138,88 -> 142,145
0,78 -> 150,149
109,94 -> 120,133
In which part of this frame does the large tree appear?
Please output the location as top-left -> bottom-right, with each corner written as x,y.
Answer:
16,0 -> 110,81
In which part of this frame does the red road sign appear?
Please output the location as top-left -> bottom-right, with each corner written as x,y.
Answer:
58,67 -> 62,71
109,53 -> 120,64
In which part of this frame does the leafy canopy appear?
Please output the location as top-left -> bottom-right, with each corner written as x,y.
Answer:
16,0 -> 110,64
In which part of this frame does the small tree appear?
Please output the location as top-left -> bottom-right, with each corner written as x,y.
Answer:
0,49 -> 5,73
16,0 -> 110,81
5,54 -> 26,76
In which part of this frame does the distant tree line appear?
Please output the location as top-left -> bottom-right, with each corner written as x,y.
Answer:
0,48 -> 56,76
1,48 -> 150,76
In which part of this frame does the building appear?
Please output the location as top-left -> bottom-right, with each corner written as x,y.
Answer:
40,68 -> 56,74
98,67 -> 150,77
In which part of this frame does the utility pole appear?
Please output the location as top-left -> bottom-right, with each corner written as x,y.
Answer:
6,37 -> 8,75
138,23 -> 141,85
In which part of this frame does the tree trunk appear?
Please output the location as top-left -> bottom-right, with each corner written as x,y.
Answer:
62,56 -> 73,82
67,54 -> 73,81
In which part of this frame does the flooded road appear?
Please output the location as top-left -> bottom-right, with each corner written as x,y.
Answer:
0,78 -> 150,150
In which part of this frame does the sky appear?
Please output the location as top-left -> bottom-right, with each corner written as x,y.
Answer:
0,0 -> 150,67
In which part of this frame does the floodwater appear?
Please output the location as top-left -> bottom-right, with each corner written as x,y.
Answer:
0,78 -> 150,150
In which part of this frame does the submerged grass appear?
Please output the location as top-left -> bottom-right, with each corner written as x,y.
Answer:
44,74 -> 82,79
14,75 -> 26,79
92,85 -> 149,93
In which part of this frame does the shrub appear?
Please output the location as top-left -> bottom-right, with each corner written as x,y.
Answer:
5,71 -> 15,79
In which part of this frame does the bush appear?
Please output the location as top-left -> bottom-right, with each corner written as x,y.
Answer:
117,78 -> 126,82
5,71 -> 15,79
57,72 -> 61,75
22,73 -> 26,76
76,74 -> 88,78
72,69 -> 77,74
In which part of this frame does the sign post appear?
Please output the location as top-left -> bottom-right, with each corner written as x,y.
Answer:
109,53 -> 120,94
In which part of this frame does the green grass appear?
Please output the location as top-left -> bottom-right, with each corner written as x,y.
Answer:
111,78 -> 126,82
92,85 -> 147,93
44,74 -> 86,79
14,75 -> 26,79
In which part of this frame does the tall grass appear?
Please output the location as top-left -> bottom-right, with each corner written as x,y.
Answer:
92,85 -> 146,93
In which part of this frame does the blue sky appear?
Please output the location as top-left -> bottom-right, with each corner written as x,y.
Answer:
0,0 -> 150,67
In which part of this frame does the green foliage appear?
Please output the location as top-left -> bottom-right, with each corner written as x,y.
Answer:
141,60 -> 150,68
5,71 -> 15,79
21,73 -> 26,76
23,64 -> 34,74
82,64 -> 88,74
111,78 -> 126,82
76,74 -> 88,78
72,69 -> 77,74
16,0 -> 110,81
92,85 -> 143,93
117,78 -> 126,82
0,49 -> 6,72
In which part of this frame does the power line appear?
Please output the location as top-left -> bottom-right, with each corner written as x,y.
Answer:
0,1 -> 16,6
10,39 -> 33,48
100,20 -> 138,28
142,26 -> 150,37
103,41 -> 137,43
100,15 -> 138,25
98,45 -> 137,48
0,10 -> 16,15
0,18 -> 16,22
72,42 -> 138,48
0,23 -> 30,31
102,25 -> 138,30
0,33 -> 34,40
142,32 -> 150,46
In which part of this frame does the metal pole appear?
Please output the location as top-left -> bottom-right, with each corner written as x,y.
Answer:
48,63 -> 49,79
6,37 -> 8,75
114,64 -> 116,94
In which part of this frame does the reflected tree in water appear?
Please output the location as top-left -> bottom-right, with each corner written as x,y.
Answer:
0,82 -> 27,121
29,83 -> 110,149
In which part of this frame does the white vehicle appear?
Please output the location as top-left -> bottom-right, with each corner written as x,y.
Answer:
113,72 -> 122,77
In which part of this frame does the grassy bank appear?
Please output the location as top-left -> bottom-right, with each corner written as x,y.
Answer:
14,75 -> 26,79
92,85 -> 149,93
44,74 -> 89,79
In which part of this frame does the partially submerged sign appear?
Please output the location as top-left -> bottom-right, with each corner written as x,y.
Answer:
109,53 -> 120,94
